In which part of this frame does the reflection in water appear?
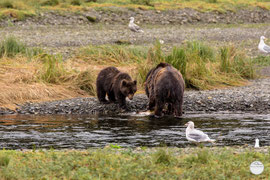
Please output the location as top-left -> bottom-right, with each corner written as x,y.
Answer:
0,113 -> 269,149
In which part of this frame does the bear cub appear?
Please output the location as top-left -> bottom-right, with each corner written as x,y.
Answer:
145,62 -> 185,118
96,67 -> 137,108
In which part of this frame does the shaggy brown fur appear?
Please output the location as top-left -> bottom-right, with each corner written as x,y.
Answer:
145,63 -> 185,117
96,67 -> 137,108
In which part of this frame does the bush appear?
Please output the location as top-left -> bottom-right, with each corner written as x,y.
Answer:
38,54 -> 69,84
0,155 -> 10,167
74,70 -> 96,95
0,37 -> 26,57
79,45 -> 146,64
165,47 -> 187,77
71,0 -> 82,6
0,37 -> 43,58
187,41 -> 215,62
136,40 -> 164,85
0,1 -> 13,8
153,149 -> 174,165
130,0 -> 153,6
207,0 -> 218,3
137,40 -> 255,90
219,46 -> 255,79
41,0 -> 59,6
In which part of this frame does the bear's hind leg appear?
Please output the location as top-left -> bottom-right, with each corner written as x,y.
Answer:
154,101 -> 165,118
174,101 -> 183,118
148,98 -> 155,111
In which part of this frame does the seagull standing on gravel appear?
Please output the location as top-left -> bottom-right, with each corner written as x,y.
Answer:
185,121 -> 215,144
258,36 -> 270,53
128,17 -> 144,33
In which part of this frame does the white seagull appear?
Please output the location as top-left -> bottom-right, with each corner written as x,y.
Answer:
185,121 -> 215,144
258,36 -> 270,53
128,17 -> 144,33
254,138 -> 260,148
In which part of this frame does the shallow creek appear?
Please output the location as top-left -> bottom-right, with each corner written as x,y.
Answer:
0,112 -> 269,149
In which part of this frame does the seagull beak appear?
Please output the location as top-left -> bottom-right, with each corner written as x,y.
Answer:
184,123 -> 188,126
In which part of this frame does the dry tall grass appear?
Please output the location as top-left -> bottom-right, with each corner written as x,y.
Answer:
0,56 -> 96,108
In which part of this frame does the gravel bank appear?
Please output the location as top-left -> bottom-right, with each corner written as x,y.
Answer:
2,8 -> 270,26
0,78 -> 268,115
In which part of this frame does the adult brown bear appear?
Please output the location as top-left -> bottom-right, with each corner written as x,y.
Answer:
96,67 -> 137,108
145,63 -> 185,118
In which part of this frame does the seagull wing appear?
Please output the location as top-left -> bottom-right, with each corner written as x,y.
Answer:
129,23 -> 143,32
187,129 -> 209,142
263,44 -> 270,53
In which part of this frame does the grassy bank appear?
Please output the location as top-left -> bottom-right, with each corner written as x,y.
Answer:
78,41 -> 257,90
0,37 -> 97,108
1,0 -> 270,21
1,36 -> 270,108
0,147 -> 268,179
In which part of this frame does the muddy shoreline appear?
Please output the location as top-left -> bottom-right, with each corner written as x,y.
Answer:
0,78 -> 269,116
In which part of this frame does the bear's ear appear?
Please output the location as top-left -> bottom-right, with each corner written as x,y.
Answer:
133,80 -> 137,85
122,80 -> 127,87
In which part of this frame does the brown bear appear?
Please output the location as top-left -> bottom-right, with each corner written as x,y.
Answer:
96,67 -> 137,108
145,62 -> 185,118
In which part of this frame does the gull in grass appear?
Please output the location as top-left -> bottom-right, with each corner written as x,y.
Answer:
254,138 -> 260,148
185,121 -> 215,144
258,36 -> 270,53
128,17 -> 144,33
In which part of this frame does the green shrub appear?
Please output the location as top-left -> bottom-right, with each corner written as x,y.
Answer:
0,1 -> 13,8
153,149 -> 174,165
80,45 -> 146,64
220,46 -> 230,73
130,0 -> 153,6
136,41 -> 164,85
137,40 -> 255,90
187,41 -> 215,62
38,54 -> 68,84
85,0 -> 97,2
75,70 -> 96,95
165,47 -> 187,77
219,46 -> 255,79
207,0 -> 218,3
137,60 -> 152,86
0,37 -> 43,58
41,0 -> 59,6
71,0 -> 82,6
0,155 -> 10,167
251,55 -> 270,66
0,37 -> 26,57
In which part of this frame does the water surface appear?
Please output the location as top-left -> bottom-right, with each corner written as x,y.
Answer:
0,113 -> 269,149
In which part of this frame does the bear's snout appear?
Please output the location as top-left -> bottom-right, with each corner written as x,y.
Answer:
128,94 -> 134,100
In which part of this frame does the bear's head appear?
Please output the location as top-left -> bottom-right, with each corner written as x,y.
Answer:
120,79 -> 137,100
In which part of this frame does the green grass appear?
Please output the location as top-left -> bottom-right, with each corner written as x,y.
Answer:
0,36 -> 43,58
37,53 -> 96,95
77,40 -> 260,90
37,54 -> 70,84
135,41 -> 257,90
0,37 -> 97,96
0,147 -> 268,179
79,44 -> 147,64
